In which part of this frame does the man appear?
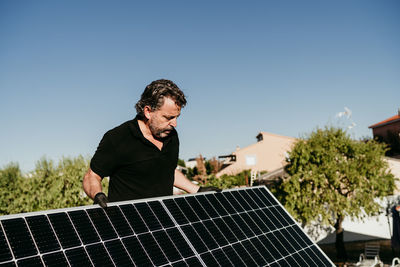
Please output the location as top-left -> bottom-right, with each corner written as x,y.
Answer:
83,79 -> 219,208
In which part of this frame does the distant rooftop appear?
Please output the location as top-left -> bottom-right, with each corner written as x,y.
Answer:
369,109 -> 400,129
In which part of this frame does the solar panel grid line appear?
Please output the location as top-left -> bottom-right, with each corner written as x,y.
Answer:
134,201 -> 190,266
188,193 -> 273,266
25,215 -> 70,266
83,202 -> 165,267
138,223 -> 185,266
153,230 -> 182,263
199,195 -> 260,243
105,206 -> 134,237
8,217 -> 44,264
106,206 -> 143,266
244,191 -> 287,230
0,186 -> 334,267
159,197 -> 207,266
194,195 -> 219,218
48,211 -> 95,267
126,204 -> 167,266
212,194 -> 262,246
225,191 -> 332,266
62,210 -> 102,267
67,207 -> 132,266
119,204 -> 149,234
25,215 -> 60,254
256,188 -> 334,267
1,218 -> 37,260
47,212 -> 81,249
228,191 -> 279,236
191,194 -> 247,246
0,221 -> 14,264
190,222 -> 218,250
183,197 -> 210,221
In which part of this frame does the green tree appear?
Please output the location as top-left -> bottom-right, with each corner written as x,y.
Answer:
0,162 -> 24,214
204,170 -> 249,189
273,127 -> 395,260
0,155 -> 108,215
177,158 -> 186,167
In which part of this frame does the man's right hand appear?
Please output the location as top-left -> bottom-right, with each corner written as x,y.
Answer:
94,192 -> 108,209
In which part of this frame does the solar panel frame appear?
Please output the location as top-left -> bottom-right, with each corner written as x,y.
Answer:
0,186 -> 334,267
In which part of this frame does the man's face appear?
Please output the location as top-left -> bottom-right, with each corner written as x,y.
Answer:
147,97 -> 181,139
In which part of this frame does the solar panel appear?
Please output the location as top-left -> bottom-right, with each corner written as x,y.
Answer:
0,186 -> 334,266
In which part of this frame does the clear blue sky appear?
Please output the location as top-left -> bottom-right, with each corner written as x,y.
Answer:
1,0 -> 399,172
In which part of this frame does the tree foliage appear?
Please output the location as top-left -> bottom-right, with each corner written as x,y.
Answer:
273,127 -> 395,227
0,156 -> 108,215
204,170 -> 249,189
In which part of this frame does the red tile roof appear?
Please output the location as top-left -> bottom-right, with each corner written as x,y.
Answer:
369,114 -> 400,128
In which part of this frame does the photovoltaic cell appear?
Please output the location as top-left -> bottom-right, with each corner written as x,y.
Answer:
222,245 -> 246,266
181,225 -> 208,254
122,236 -> 152,266
174,198 -> 200,223
0,262 -> 16,267
16,256 -> 42,267
134,203 -> 162,231
42,251 -> 69,267
104,239 -> 133,266
212,248 -> 232,266
68,210 -> 100,245
85,243 -> 114,266
0,227 -> 12,262
185,256 -> 202,266
105,206 -> 133,237
0,186 -> 334,266
214,193 -> 236,214
25,215 -> 60,254
165,228 -> 195,258
221,216 -> 246,240
86,208 -> 117,241
222,191 -> 245,212
231,190 -> 252,210
119,204 -> 148,234
184,196 -> 209,220
47,212 -> 81,249
153,230 -> 181,262
1,218 -> 37,259
194,195 -> 219,218
191,222 -> 218,250
137,233 -> 168,266
148,201 -> 175,228
203,194 -> 228,216
200,252 -> 218,266
64,247 -> 93,267
202,220 -> 229,247
163,199 -> 189,225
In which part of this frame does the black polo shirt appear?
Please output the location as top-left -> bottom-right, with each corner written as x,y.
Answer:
90,117 -> 179,202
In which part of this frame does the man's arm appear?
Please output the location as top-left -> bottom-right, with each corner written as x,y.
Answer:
83,168 -> 103,200
173,169 -> 200,193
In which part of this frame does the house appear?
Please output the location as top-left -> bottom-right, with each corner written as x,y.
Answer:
216,132 -> 296,177
369,109 -> 400,156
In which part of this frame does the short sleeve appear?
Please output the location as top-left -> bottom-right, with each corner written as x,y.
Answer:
90,132 -> 118,178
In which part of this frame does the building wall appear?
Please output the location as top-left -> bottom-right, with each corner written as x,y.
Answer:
387,157 -> 400,194
216,132 -> 296,177
372,121 -> 400,141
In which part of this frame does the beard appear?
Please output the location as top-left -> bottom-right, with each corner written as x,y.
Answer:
149,121 -> 174,139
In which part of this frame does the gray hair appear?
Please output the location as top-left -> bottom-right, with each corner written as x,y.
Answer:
135,79 -> 187,120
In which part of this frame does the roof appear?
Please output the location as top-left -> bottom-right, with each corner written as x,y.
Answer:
368,114 -> 400,129
257,131 -> 296,140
